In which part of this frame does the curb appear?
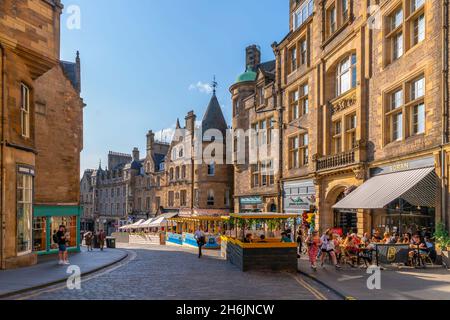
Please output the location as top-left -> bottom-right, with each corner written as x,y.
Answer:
297,269 -> 350,300
0,250 -> 129,299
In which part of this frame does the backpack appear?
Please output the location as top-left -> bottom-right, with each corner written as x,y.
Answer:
53,233 -> 59,244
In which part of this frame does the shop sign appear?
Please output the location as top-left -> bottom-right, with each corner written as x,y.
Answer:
371,156 -> 435,177
283,180 -> 316,213
375,244 -> 410,264
240,196 -> 263,205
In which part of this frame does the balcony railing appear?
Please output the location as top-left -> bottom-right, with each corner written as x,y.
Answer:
316,150 -> 355,171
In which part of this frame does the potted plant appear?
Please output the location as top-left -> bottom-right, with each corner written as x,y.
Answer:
434,223 -> 450,268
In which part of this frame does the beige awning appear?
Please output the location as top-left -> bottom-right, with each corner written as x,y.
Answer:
333,167 -> 438,210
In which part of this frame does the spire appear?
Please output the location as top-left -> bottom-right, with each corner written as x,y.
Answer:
211,75 -> 218,96
176,118 -> 181,129
98,159 -> 102,170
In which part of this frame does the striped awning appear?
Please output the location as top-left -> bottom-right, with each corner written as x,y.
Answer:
333,167 -> 438,210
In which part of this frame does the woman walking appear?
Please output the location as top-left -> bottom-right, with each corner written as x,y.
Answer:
306,231 -> 321,271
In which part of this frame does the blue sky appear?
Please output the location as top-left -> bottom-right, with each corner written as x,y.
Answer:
60,0 -> 288,173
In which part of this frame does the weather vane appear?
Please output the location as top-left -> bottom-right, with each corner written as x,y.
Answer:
212,75 -> 218,95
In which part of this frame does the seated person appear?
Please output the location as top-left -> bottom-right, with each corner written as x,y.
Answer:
409,234 -> 428,261
243,233 -> 253,243
371,231 -> 382,243
382,232 -> 391,244
258,235 -> 268,243
281,232 -> 293,243
424,236 -> 437,262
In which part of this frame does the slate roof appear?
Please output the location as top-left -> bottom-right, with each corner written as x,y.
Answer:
60,61 -> 80,92
153,153 -> 166,170
201,94 -> 228,133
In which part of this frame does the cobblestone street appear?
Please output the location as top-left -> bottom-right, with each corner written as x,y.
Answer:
14,244 -> 338,300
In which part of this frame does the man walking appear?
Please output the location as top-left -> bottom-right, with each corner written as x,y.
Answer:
194,226 -> 206,258
98,229 -> 106,251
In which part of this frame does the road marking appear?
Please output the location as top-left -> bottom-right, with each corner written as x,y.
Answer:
292,274 -> 327,300
13,250 -> 137,300
337,275 -> 364,282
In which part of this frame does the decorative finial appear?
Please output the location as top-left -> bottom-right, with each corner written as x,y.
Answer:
212,75 -> 218,96
98,159 -> 102,170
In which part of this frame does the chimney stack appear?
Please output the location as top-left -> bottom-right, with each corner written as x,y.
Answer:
146,130 -> 155,156
185,111 -> 196,134
132,147 -> 140,161
246,45 -> 261,72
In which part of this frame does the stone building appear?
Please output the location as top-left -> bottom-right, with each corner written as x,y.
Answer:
155,91 -> 233,217
230,45 -> 281,213
1,0 -> 84,269
233,0 -> 450,235
81,141 -> 170,234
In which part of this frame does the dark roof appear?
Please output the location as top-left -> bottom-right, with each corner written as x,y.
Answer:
60,61 -> 79,92
130,159 -> 143,170
153,153 -> 166,169
202,94 -> 228,133
259,60 -> 276,74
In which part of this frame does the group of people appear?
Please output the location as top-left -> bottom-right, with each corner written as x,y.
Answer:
82,230 -> 107,252
303,228 -> 437,271
53,227 -> 107,266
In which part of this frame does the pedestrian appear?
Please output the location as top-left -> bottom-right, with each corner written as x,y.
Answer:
56,225 -> 70,265
98,229 -> 106,251
85,231 -> 93,251
194,226 -> 206,258
296,226 -> 303,258
306,231 -> 321,271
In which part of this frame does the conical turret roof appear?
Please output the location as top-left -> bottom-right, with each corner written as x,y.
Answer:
201,93 -> 228,134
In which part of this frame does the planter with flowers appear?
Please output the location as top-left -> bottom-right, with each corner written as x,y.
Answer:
434,223 -> 450,268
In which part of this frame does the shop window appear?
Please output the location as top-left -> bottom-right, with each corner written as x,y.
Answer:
32,217 -> 47,252
50,216 -> 77,249
17,171 -> 33,254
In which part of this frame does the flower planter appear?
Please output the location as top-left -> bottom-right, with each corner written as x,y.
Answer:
442,251 -> 450,269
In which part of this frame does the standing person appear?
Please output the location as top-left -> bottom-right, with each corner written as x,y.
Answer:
194,226 -> 206,258
306,231 -> 321,271
98,230 -> 106,251
56,225 -> 70,265
85,231 -> 93,252
296,226 -> 303,258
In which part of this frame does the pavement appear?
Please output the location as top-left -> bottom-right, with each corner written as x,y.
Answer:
6,244 -> 340,300
0,247 -> 128,298
298,257 -> 450,300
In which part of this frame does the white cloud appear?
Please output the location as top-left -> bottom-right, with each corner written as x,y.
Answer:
189,81 -> 213,94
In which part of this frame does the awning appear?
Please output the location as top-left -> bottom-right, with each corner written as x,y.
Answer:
119,219 -> 145,230
333,167 -> 438,210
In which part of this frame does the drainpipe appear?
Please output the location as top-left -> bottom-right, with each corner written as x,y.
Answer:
442,0 -> 449,230
0,43 -> 6,269
272,42 -> 284,213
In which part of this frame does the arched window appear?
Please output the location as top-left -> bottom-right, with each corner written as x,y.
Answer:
207,189 -> 215,206
336,54 -> 357,96
175,167 -> 180,180
179,147 -> 184,158
169,168 -> 174,180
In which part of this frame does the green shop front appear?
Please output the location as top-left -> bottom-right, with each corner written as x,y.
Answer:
32,205 -> 82,255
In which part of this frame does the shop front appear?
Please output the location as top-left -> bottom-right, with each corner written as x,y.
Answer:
239,196 -> 264,213
283,179 -> 316,214
334,156 -> 438,236
32,206 -> 81,255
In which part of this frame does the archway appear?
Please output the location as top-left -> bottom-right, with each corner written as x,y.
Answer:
333,191 -> 357,235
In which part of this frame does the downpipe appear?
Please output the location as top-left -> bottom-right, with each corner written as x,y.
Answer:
442,0 -> 449,230
0,42 -> 6,269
